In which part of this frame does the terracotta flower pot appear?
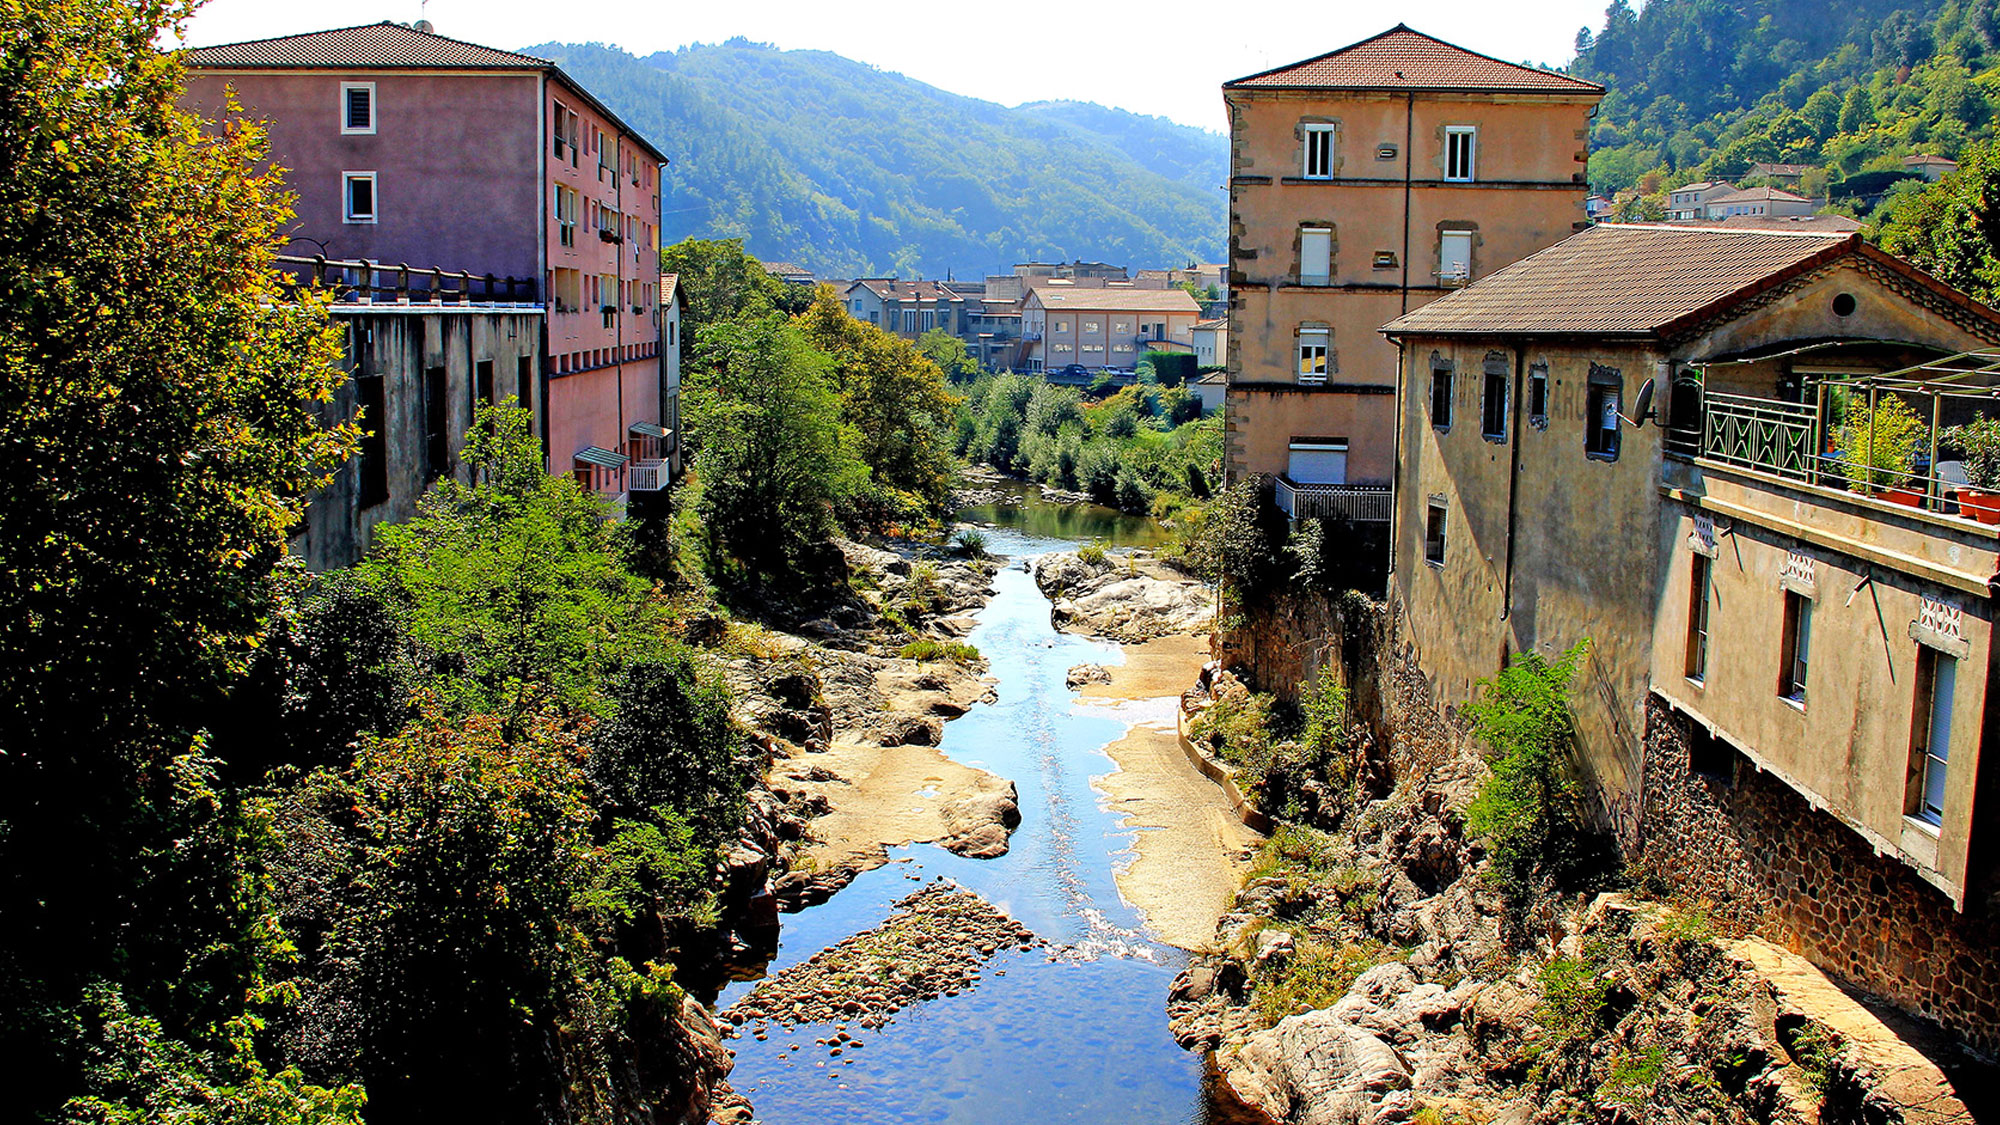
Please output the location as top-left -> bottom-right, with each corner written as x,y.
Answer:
1956,486 -> 2000,525
1882,486 -> 1927,508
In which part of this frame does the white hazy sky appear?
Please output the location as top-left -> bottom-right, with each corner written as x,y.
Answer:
180,0 -> 1611,135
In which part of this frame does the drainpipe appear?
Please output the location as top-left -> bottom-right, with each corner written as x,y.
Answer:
614,138 -> 627,486
1500,342 -> 1527,620
1400,92 -> 1414,316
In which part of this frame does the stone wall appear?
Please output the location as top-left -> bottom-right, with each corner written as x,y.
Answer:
1642,698 -> 2000,1058
1222,583 -> 1386,726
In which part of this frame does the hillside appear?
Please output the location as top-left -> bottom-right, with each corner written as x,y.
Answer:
532,40 -> 1228,278
1570,0 -> 2000,212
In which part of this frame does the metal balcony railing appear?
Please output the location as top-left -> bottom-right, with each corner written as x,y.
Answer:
277,254 -> 538,305
627,459 -> 670,493
1275,478 -> 1392,522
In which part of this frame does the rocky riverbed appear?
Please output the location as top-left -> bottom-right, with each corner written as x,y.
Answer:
1033,548 -> 1214,641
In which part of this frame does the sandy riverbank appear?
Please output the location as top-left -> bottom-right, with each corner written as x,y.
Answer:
1076,633 -> 1264,952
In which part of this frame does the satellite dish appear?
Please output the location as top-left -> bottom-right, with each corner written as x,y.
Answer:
1620,377 -> 1656,427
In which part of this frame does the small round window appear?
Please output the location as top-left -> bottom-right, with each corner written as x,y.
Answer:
1832,292 -> 1857,317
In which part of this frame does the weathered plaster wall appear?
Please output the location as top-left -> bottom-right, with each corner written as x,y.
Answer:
295,308 -> 544,570
1224,386 -> 1396,482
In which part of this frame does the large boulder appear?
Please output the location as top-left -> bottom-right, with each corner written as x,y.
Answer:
1222,1009 -> 1415,1125
1032,552 -> 1214,641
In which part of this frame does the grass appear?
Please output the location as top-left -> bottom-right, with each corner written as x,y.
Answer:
899,639 -> 980,664
1077,540 -> 1108,565
1252,934 -> 1401,1025
1597,1045 -> 1666,1113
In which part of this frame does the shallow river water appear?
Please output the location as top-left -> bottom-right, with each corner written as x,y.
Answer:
713,497 -> 1238,1123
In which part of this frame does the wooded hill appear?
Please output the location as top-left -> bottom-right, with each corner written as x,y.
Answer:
1572,0 -> 2000,212
532,39 -> 1228,279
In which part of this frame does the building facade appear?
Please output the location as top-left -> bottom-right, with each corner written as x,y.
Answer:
1665,180 -> 1738,220
1220,25 -> 1602,524
843,279 -> 966,340
1384,224 -> 2000,1051
1704,185 -> 1815,220
182,21 -> 669,497
1021,286 -> 1201,372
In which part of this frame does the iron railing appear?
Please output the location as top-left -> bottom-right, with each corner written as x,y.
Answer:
1275,478 -> 1392,522
277,254 -> 538,306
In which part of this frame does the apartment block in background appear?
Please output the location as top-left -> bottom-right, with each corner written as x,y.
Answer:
844,279 -> 967,340
1021,286 -> 1201,372
182,21 -> 670,498
1221,25 -> 1601,537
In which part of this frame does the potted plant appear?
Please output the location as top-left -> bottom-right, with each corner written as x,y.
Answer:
1943,417 -> 2000,524
1837,395 -> 1924,504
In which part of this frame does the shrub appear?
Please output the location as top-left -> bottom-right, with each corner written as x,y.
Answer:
587,648 -> 746,856
1597,1045 -> 1666,1114
1113,465 -> 1154,513
898,640 -> 981,664
1532,943 -> 1614,1059
1836,394 -> 1923,492
1464,642 -> 1602,906
953,528 -> 989,557
1253,935 -> 1400,1025
1943,417 -> 2000,490
1077,541 -> 1109,566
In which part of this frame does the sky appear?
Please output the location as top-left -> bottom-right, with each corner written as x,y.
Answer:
179,0 -> 1614,135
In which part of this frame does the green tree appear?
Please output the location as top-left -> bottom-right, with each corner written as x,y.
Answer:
1840,84 -> 1877,133
917,326 -> 982,382
361,404 -> 665,725
684,314 -> 866,575
796,286 -> 960,523
1464,642 -> 1601,909
1878,142 -> 2000,303
0,1 -> 353,1113
658,237 -> 788,367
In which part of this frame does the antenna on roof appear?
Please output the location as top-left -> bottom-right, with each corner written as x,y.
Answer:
414,0 -> 432,33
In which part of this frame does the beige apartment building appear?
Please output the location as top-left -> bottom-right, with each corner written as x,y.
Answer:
1022,286 -> 1201,371
1385,224 -> 2000,1054
1222,25 -> 1601,519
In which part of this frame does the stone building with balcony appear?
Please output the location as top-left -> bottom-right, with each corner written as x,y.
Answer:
1221,25 -> 1601,534
1383,222 -> 2000,1054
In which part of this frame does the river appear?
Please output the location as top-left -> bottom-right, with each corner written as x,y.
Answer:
712,489 -> 1243,1123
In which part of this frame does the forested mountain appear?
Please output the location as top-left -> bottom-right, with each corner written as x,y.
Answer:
532,40 -> 1228,278
1571,0 -> 2000,213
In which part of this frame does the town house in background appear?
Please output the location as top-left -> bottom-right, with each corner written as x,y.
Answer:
181,21 -> 670,497
844,278 -> 967,340
1220,24 -> 1602,540
1021,286 -> 1201,372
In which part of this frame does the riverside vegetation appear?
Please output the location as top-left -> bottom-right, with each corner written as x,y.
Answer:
0,7 -> 982,1118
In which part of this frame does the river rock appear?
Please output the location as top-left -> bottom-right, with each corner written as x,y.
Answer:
1066,663 -> 1113,688
940,779 -> 1022,859
1033,552 -> 1213,642
1222,1009 -> 1413,1125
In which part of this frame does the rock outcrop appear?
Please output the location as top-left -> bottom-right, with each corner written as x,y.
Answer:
1033,550 -> 1212,641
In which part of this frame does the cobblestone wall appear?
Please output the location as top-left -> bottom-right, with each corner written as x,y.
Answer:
1642,699 -> 2000,1058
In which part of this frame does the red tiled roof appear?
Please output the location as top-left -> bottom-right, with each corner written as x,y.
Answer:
184,21 -> 546,69
659,273 -> 681,306
1030,288 -> 1201,314
1226,25 -> 1602,94
1710,185 -> 1811,205
1382,224 -> 1856,338
848,278 -> 964,303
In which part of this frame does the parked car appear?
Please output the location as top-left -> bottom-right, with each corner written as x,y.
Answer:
1056,363 -> 1089,377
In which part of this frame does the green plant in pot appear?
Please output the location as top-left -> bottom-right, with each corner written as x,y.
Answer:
1943,417 -> 2000,524
1837,394 -> 1923,501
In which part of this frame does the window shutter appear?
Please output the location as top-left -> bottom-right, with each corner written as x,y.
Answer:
1300,228 -> 1332,284
1439,231 -> 1472,284
346,87 -> 371,130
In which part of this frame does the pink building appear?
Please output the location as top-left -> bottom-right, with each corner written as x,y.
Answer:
182,21 -> 669,495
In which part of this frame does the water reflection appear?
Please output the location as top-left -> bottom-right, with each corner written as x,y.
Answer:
713,528 -> 1236,1124
955,477 -> 1174,551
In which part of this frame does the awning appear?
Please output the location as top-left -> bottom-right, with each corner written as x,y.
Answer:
628,420 -> 667,438
573,446 -> 628,469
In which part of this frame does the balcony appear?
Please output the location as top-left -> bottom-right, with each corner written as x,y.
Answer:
628,458 -> 670,492
1274,477 -> 1391,522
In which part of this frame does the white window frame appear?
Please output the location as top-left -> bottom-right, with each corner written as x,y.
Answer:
342,171 -> 377,224
1296,328 -> 1330,385
341,82 -> 376,135
1300,227 -> 1333,285
1445,126 -> 1477,183
1302,123 -> 1336,180
1439,230 -> 1472,286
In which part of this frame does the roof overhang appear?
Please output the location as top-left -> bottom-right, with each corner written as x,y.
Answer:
573,446 -> 627,469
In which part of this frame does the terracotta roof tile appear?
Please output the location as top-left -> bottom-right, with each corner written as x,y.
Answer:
184,21 -> 546,70
1709,185 -> 1811,204
1382,224 -> 1854,338
1226,25 -> 1601,94
1030,288 -> 1201,313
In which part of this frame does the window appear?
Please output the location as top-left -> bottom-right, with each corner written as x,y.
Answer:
1053,319 -> 1071,333
1481,357 -> 1507,441
1779,591 -> 1812,704
424,365 -> 449,481
1300,227 -> 1332,285
1302,123 -> 1335,179
356,374 -> 388,508
922,310 -> 935,331
1372,251 -> 1398,270
1083,320 -> 1101,334
868,311 -> 879,325
555,185 -> 577,247
1586,367 -> 1622,460
552,268 -> 581,314
1528,363 -> 1549,429
1429,356 -> 1453,430
475,360 -> 494,410
902,311 -> 917,333
1685,553 -> 1711,681
341,82 -> 375,134
1425,501 -> 1447,566
1114,320 -> 1132,334
1445,126 -> 1476,182
516,355 -> 534,414
1438,230 -> 1471,285
1297,328 -> 1329,384
1910,649 -> 1956,825
552,100 -> 569,158
342,172 -> 376,223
